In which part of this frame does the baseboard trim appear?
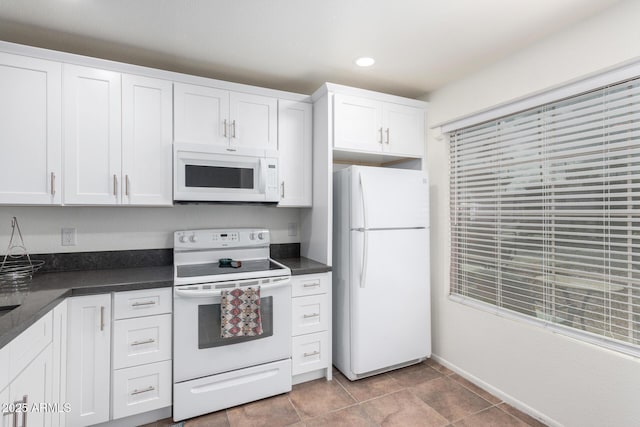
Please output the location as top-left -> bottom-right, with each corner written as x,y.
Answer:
430,354 -> 560,427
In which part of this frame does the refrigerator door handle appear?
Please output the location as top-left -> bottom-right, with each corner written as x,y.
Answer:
359,173 -> 368,288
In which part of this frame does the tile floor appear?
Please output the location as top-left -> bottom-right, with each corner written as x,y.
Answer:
144,360 -> 548,427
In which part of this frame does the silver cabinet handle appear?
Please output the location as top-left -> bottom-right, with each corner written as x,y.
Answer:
3,395 -> 28,426
113,174 -> 118,196
131,300 -> 156,307
131,338 -> 155,346
21,395 -> 26,427
379,127 -> 383,144
385,128 -> 390,144
131,386 -> 155,396
303,281 -> 321,288
303,313 -> 320,318
125,174 -> 130,197
223,119 -> 228,137
232,120 -> 237,138
303,350 -> 320,357
100,306 -> 105,331
50,172 -> 56,196
281,182 -> 285,198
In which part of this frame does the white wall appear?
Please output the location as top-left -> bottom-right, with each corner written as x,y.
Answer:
426,1 -> 640,426
0,205 -> 300,254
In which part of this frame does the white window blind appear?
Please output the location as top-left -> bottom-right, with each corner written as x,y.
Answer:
450,77 -> 640,353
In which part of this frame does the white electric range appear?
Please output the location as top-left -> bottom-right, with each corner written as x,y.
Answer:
172,228 -> 292,421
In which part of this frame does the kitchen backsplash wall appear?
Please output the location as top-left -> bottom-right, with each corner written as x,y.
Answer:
0,205 -> 300,255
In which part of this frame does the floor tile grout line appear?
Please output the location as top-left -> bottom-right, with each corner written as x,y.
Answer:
286,393 -> 305,425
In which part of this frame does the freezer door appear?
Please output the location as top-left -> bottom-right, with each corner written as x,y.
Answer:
349,228 -> 430,375
350,166 -> 428,230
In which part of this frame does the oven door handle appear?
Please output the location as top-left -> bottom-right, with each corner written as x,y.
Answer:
174,277 -> 291,298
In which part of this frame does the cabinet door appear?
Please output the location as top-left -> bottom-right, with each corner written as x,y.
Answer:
382,103 -> 425,157
174,82 -> 229,147
333,94 -> 382,153
0,53 -> 61,204
51,301 -> 68,427
63,64 -> 122,205
122,75 -> 173,206
278,100 -> 312,207
229,92 -> 278,151
66,295 -> 111,427
9,345 -> 53,427
0,387 -> 9,427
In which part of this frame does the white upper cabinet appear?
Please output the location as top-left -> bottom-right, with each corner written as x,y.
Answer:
334,94 -> 382,153
174,82 -> 277,151
382,102 -> 425,158
63,64 -> 122,205
122,75 -> 173,206
173,83 -> 229,146
0,52 -> 61,205
64,65 -> 173,206
333,93 -> 425,158
278,100 -> 312,207
229,92 -> 278,151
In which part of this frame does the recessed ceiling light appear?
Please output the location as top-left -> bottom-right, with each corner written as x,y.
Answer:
355,57 -> 375,67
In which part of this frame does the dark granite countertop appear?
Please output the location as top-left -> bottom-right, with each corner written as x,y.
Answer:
0,266 -> 172,349
0,255 -> 328,350
275,256 -> 332,276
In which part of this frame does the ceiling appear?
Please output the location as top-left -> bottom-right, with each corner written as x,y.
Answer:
0,0 -> 623,98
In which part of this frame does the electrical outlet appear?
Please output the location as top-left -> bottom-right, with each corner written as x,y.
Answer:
61,227 -> 77,246
288,222 -> 298,237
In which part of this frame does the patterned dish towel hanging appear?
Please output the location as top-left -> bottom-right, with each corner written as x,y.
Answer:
220,286 -> 263,338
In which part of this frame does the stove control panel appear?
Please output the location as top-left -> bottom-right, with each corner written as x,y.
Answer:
174,228 -> 270,249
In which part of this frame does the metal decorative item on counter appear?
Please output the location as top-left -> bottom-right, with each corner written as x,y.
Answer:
0,217 -> 44,290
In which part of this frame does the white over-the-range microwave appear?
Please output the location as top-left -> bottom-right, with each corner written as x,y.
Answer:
173,144 -> 280,203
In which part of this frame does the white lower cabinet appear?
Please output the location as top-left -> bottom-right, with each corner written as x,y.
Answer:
7,346 -> 53,427
112,360 -> 172,419
65,288 -> 172,426
111,288 -> 172,422
291,272 -> 332,384
292,331 -> 329,376
67,295 -> 111,427
0,306 -> 62,427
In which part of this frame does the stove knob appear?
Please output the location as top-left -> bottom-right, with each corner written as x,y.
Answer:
249,232 -> 256,240
189,234 -> 198,243
179,235 -> 188,243
258,232 -> 264,240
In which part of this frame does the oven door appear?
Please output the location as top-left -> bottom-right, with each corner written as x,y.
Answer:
174,144 -> 279,202
173,276 -> 291,383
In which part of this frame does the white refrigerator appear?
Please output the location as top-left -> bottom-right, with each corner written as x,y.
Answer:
333,165 -> 430,380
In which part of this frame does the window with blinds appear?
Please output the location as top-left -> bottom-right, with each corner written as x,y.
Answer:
449,77 -> 640,353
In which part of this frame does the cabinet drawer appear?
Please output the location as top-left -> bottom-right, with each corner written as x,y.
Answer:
292,294 -> 329,336
112,360 -> 172,420
292,331 -> 329,375
10,311 -> 53,382
291,273 -> 330,298
113,314 -> 172,369
113,288 -> 172,319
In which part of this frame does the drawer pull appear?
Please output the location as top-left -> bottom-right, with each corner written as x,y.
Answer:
303,350 -> 320,357
131,338 -> 156,346
303,282 -> 321,288
303,313 -> 320,318
131,300 -> 156,307
130,386 -> 155,396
